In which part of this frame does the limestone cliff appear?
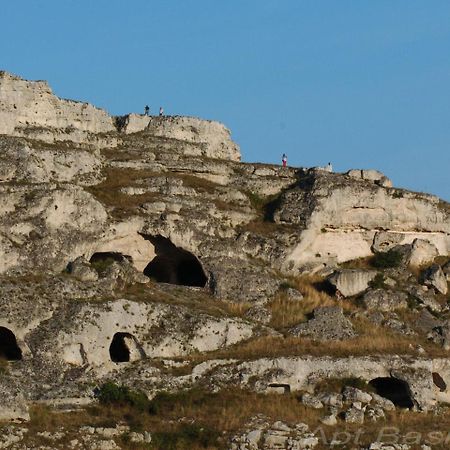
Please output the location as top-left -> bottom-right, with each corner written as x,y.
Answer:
0,72 -> 449,449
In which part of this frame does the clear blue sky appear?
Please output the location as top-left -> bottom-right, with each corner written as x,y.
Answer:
1,1 -> 449,200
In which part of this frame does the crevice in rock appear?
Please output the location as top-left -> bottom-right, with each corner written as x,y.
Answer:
369,377 -> 414,408
0,327 -> 22,361
432,372 -> 447,392
141,235 -> 207,287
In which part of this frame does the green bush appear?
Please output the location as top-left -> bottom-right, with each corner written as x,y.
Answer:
96,382 -> 149,412
369,273 -> 386,289
370,250 -> 403,269
90,257 -> 117,276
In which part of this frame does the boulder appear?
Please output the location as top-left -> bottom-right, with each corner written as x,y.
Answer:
420,264 -> 448,295
405,239 -> 439,267
429,320 -> 450,350
320,414 -> 337,426
361,289 -> 408,312
342,386 -> 372,404
301,393 -> 324,409
244,305 -> 272,325
116,113 -> 151,134
328,269 -> 377,297
346,169 -> 392,187
365,406 -> 385,422
415,309 -> 442,335
68,256 -> 99,282
407,286 -> 442,313
290,306 -> 356,340
344,405 -> 365,424
371,393 -> 395,411
372,232 -> 404,253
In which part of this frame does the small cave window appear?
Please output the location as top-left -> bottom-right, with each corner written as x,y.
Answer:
0,327 -> 22,361
109,332 -> 145,363
268,383 -> 291,394
369,377 -> 414,408
142,235 -> 207,287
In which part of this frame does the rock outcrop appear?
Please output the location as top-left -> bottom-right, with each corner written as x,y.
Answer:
0,71 -> 449,447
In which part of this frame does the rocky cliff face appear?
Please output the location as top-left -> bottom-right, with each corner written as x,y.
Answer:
0,72 -> 449,450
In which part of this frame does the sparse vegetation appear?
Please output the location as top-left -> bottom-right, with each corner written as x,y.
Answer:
314,377 -> 372,394
20,388 -> 450,450
368,272 -> 386,289
96,382 -> 150,412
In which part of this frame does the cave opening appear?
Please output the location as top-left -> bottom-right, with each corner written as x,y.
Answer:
0,327 -> 22,361
142,235 -> 207,287
369,377 -> 414,408
89,252 -> 132,275
109,332 -> 132,363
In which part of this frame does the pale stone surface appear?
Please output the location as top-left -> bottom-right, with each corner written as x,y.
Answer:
0,71 -> 115,143
347,168 -> 392,187
405,239 -> 439,267
278,170 -> 450,270
290,306 -> 356,340
116,113 -> 151,134
361,289 -> 409,311
327,269 -> 377,297
343,386 -> 372,403
146,116 -> 241,161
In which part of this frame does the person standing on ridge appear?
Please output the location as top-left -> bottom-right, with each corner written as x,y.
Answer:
325,162 -> 333,172
144,105 -> 150,116
159,106 -> 164,116
282,153 -> 287,167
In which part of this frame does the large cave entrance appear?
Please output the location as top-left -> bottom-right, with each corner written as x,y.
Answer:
142,235 -> 207,287
0,327 -> 22,361
369,377 -> 414,408
109,332 -> 144,363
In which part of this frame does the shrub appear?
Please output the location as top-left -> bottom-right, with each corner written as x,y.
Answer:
369,273 -> 386,289
95,382 -> 149,412
90,257 -> 117,276
370,250 -> 403,269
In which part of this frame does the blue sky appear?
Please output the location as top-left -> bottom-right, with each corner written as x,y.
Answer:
1,1 -> 449,200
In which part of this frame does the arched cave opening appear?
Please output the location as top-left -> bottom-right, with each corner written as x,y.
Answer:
0,327 -> 22,361
142,235 -> 207,287
109,332 -> 133,363
369,377 -> 414,408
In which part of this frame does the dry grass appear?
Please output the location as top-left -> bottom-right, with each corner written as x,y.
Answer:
269,275 -> 355,330
21,390 -> 450,450
122,282 -> 251,321
87,167 -> 162,218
